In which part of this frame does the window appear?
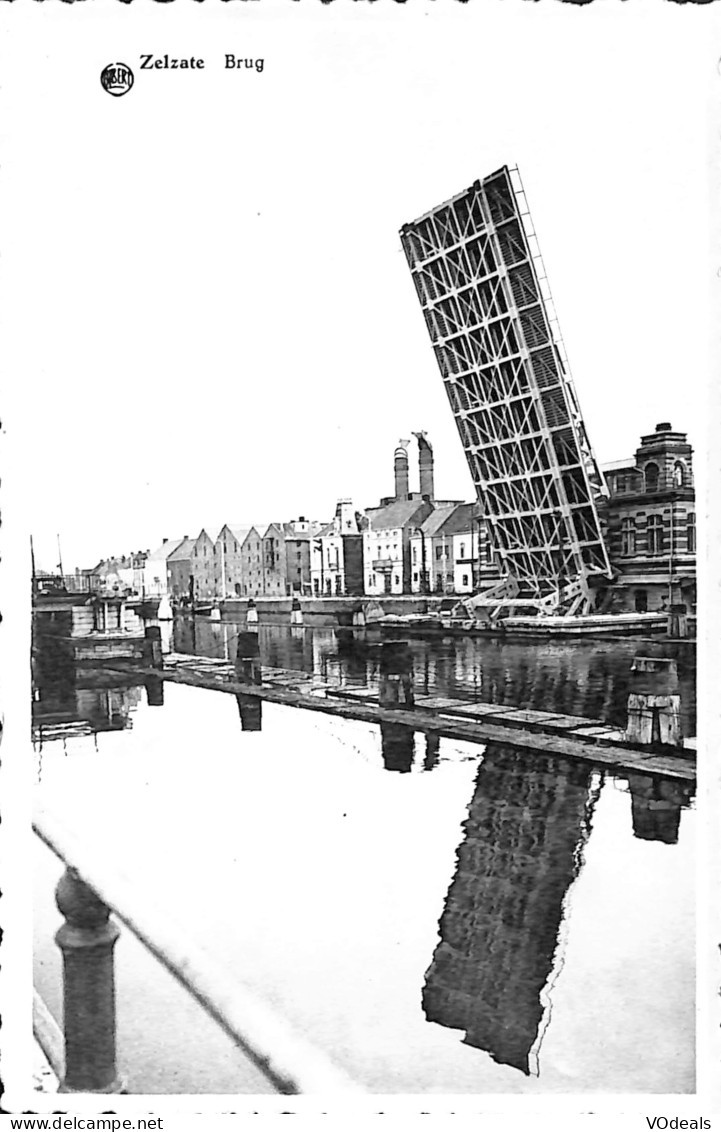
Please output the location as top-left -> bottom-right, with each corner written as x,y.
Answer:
621,517 -> 636,556
412,546 -> 417,565
644,462 -> 659,493
687,512 -> 696,552
635,590 -> 648,613
413,572 -> 418,583
435,546 -> 443,560
462,574 -> 469,587
647,514 -> 664,554
460,542 -> 466,559
673,462 -> 686,488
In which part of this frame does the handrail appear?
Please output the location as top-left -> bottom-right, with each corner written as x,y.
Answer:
33,811 -> 363,1095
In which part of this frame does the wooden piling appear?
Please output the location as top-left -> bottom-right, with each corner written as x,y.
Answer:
379,640 -> 414,709
143,625 -> 163,670
626,656 -> 682,748
54,867 -> 123,1093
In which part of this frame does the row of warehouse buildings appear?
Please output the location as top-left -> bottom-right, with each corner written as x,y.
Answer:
81,423 -> 696,614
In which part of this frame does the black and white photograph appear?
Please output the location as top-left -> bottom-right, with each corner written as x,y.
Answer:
0,0 -> 719,1119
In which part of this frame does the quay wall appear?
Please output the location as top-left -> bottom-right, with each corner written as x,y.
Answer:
219,596 -> 444,626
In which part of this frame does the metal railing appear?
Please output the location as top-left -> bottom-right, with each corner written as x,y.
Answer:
33,812 -> 362,1095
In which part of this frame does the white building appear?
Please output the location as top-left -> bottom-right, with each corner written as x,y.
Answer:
310,501 -> 359,596
142,538 -> 184,597
363,498 -> 433,595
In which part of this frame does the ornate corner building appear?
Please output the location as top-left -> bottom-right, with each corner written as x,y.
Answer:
600,422 -> 696,615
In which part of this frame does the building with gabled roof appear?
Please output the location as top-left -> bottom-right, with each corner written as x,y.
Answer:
167,536 -> 196,601
262,523 -> 288,596
137,540 -> 178,597
363,497 -> 433,595
215,524 -> 263,598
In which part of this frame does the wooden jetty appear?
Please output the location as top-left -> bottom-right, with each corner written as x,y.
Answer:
105,652 -> 696,782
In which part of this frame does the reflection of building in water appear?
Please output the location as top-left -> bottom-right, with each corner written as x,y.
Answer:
422,743 -> 598,1075
32,681 -> 143,744
626,774 -> 694,846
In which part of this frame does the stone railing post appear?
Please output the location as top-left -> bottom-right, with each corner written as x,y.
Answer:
54,867 -> 123,1093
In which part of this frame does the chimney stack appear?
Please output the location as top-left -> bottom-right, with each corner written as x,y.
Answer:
414,431 -> 435,502
394,440 -> 411,500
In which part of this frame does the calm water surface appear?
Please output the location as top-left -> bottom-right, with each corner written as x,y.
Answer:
32,623 -> 695,1094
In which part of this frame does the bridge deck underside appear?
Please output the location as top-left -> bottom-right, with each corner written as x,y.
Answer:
401,166 -> 612,600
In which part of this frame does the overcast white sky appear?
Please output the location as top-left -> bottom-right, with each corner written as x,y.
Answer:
1,2 -> 717,571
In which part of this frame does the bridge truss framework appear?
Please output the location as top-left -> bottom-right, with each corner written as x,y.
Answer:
400,165 -> 613,612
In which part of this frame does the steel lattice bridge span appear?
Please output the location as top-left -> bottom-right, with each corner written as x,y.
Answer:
400,165 -> 613,619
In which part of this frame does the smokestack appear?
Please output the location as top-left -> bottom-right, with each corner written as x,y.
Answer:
414,431 -> 434,502
394,440 -> 411,500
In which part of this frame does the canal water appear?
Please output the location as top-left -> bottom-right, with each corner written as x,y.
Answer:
32,622 -> 695,1094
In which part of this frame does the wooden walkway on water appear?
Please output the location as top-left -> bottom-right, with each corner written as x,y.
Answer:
105,652 -> 697,782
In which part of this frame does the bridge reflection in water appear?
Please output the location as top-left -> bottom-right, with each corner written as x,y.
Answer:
423,745 -> 597,1075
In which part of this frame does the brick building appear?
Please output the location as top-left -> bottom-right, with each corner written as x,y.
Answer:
190,529 -> 219,602
167,536 -> 195,601
215,525 -> 263,598
601,423 -> 696,614
261,524 -> 288,596
283,518 -> 324,595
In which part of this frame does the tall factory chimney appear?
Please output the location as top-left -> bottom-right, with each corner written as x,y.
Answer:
394,440 -> 411,500
414,431 -> 435,501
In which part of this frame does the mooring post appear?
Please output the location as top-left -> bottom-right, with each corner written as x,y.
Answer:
379,640 -> 414,709
235,631 -> 262,685
143,625 -> 163,670
54,867 -> 123,1094
626,656 -> 682,747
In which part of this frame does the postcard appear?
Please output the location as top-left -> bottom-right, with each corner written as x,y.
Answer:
0,1 -> 719,1124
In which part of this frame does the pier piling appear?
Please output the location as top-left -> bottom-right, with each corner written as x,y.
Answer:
235,631 -> 262,731
626,656 -> 682,748
143,625 -> 163,670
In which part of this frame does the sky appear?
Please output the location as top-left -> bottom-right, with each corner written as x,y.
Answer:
1,2 -> 717,571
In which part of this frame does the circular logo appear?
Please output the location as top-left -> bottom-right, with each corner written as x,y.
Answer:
100,63 -> 134,97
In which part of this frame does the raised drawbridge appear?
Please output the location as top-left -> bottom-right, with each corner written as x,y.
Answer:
400,165 -> 613,619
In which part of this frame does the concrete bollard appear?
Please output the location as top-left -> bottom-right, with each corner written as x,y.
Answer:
379,640 -> 414,709
54,868 -> 123,1093
246,598 -> 259,627
143,625 -> 163,670
290,596 -> 303,627
626,656 -> 682,747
